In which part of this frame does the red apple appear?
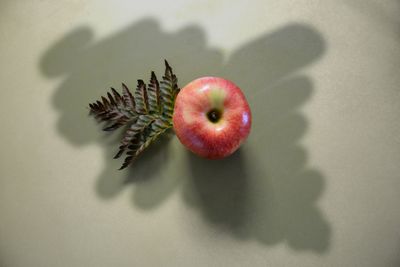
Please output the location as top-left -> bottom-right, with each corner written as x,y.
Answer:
173,77 -> 252,159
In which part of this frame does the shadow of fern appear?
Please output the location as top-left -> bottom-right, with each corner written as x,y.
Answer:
40,18 -> 330,253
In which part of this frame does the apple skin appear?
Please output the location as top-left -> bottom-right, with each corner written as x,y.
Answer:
173,77 -> 252,159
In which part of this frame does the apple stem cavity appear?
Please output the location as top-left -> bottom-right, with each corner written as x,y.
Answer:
207,109 -> 222,123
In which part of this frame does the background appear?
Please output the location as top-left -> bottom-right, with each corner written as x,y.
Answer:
1,0 -> 400,266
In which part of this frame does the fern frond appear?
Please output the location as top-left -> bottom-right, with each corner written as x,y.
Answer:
160,60 -> 180,119
89,60 -> 179,169
114,114 -> 155,159
134,79 -> 149,114
147,71 -> 161,113
119,119 -> 170,170
121,83 -> 135,111
89,87 -> 136,131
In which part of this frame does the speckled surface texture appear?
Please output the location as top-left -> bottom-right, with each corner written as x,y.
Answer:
1,1 -> 400,266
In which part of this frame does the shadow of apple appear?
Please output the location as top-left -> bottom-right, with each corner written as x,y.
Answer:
40,18 -> 329,253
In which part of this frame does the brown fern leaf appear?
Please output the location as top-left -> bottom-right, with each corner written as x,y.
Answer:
114,114 -> 155,159
160,60 -> 180,119
121,83 -> 135,111
89,87 -> 137,131
134,80 -> 149,114
119,118 -> 170,169
89,60 -> 178,169
147,71 -> 161,113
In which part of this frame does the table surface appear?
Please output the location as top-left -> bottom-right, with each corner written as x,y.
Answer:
1,1 -> 400,266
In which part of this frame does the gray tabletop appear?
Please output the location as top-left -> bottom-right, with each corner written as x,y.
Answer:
1,1 -> 399,266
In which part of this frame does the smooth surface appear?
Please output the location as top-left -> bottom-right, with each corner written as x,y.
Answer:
0,1 -> 399,266
173,77 -> 252,159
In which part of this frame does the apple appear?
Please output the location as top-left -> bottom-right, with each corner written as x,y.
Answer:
173,77 -> 252,159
